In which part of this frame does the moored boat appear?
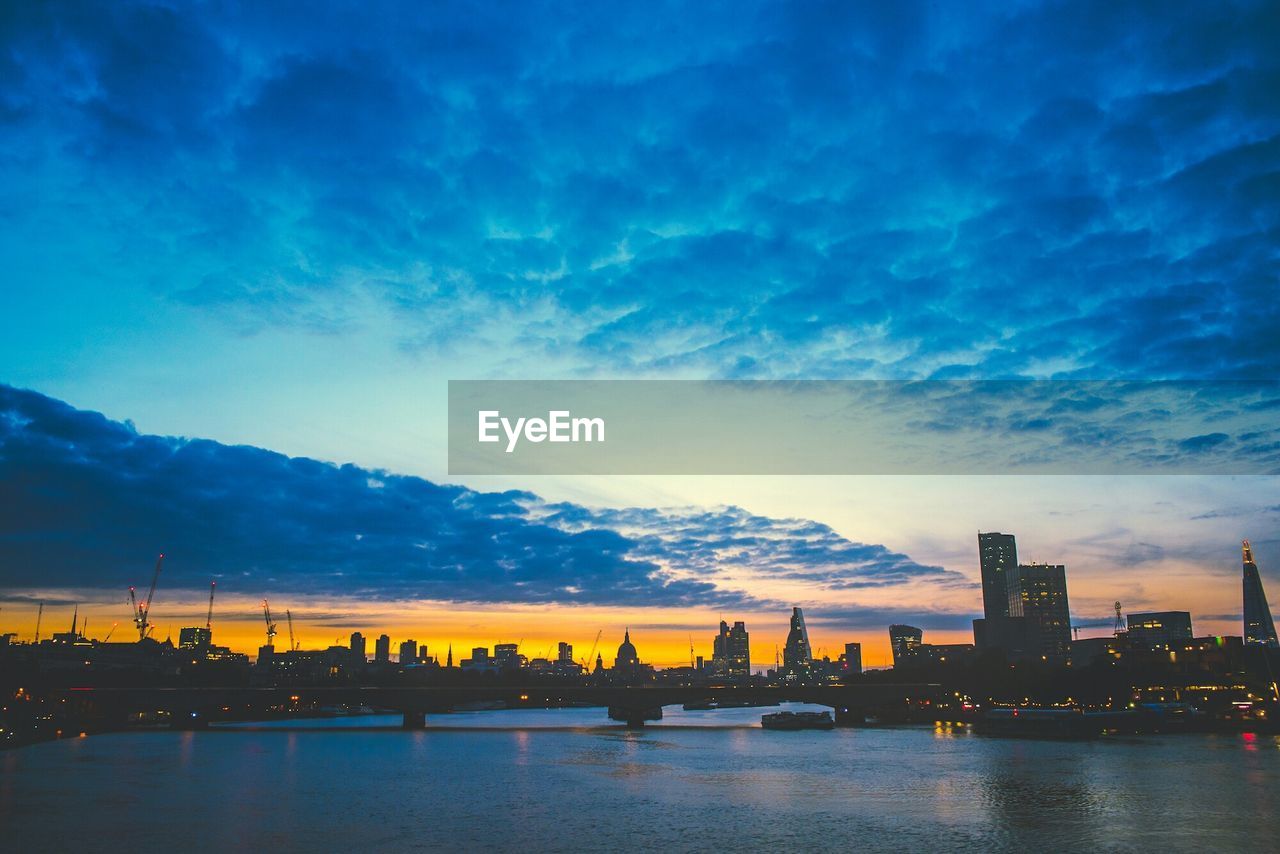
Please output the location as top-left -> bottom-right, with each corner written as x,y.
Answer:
761,710 -> 834,730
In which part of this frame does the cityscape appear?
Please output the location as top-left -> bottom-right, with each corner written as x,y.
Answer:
3,531 -> 1277,743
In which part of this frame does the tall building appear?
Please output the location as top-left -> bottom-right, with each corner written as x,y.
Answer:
399,639 -> 417,664
178,627 -> 212,650
374,634 -> 391,664
350,631 -> 366,662
782,608 -> 812,676
843,642 -> 862,674
712,620 -> 751,678
979,532 -> 1018,619
1008,563 -> 1071,656
557,642 -> 573,664
1126,611 -> 1193,650
1243,540 -> 1279,647
889,625 -> 923,666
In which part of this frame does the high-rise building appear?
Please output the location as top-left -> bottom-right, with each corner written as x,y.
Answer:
178,627 -> 212,650
782,608 -> 812,676
374,634 -> 391,664
979,532 -> 1018,619
889,625 -> 923,666
557,642 -> 573,663
843,642 -> 862,674
399,639 -> 417,664
1008,563 -> 1071,656
350,631 -> 366,662
1243,540 -> 1279,647
1126,611 -> 1193,650
712,620 -> 751,678
494,643 -> 520,667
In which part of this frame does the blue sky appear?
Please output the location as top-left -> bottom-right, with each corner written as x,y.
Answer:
1,1 -> 1279,657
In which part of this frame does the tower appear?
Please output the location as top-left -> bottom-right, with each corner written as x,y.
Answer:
1243,540 -> 1279,647
979,532 -> 1018,620
782,607 -> 812,676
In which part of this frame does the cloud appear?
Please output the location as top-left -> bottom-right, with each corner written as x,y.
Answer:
3,1 -> 1279,382
0,385 -> 951,608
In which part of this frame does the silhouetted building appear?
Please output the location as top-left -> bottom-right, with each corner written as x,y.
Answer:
614,630 -> 640,671
374,634 -> 391,664
979,531 -> 1018,619
1127,611 -> 1193,650
557,642 -> 573,663
782,607 -> 813,678
889,625 -> 923,666
350,631 -> 366,662
1243,540 -> 1278,647
494,643 -> 522,668
842,642 -> 862,674
713,620 -> 751,678
973,615 -> 1035,659
178,627 -> 212,650
1008,563 -> 1071,657
399,639 -> 417,664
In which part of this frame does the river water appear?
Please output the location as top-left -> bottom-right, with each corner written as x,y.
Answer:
2,703 -> 1276,852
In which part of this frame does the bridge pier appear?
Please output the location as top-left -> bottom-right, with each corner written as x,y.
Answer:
401,710 -> 426,730
608,705 -> 663,728
833,706 -> 867,727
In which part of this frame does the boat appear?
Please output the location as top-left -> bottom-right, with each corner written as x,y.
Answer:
761,711 -> 834,730
974,708 -> 1098,739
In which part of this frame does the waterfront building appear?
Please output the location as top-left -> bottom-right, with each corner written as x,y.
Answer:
374,634 -> 390,664
350,631 -> 366,662
1127,611 -> 1193,650
1243,540 -> 1279,647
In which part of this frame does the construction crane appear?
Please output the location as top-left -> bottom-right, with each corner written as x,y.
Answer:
581,629 -> 603,673
286,609 -> 298,651
262,600 -> 277,648
689,635 -> 695,668
132,553 -> 165,641
103,622 -> 118,642
205,581 -> 216,631
35,601 -> 43,643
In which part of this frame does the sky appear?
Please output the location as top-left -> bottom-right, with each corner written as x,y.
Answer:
2,1 -> 1279,666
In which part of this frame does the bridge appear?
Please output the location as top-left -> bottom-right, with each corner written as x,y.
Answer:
50,683 -> 941,730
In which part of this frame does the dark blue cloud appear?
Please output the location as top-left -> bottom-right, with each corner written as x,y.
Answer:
0,385 -> 951,606
3,1 -> 1277,380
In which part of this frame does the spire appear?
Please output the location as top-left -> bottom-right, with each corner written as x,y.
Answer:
1244,539 -> 1255,565
624,628 -> 630,642
71,605 -> 78,636
1243,539 -> 1279,647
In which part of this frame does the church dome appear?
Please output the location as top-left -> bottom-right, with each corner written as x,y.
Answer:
615,629 -> 638,666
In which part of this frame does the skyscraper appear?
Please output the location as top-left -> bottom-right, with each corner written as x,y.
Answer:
843,642 -> 862,674
399,639 -> 417,664
350,631 -> 366,662
1008,563 -> 1071,656
979,532 -> 1018,619
1243,540 -> 1279,647
782,607 -> 812,676
557,642 -> 573,663
888,625 -> 923,666
375,633 -> 390,664
712,620 -> 751,678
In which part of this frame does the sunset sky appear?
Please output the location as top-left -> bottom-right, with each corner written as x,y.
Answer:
3,1 -> 1280,667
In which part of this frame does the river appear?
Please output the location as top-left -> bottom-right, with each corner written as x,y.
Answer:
2,703 -> 1276,852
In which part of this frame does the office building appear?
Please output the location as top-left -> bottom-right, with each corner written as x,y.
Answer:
178,627 -> 212,650
782,608 -> 813,677
979,532 -> 1018,619
399,639 -> 417,664
350,631 -> 366,662
1127,611 -> 1193,650
557,642 -> 573,664
842,642 -> 862,674
1008,563 -> 1072,656
1243,540 -> 1279,647
713,620 -> 751,678
889,625 -> 923,666
374,634 -> 391,664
